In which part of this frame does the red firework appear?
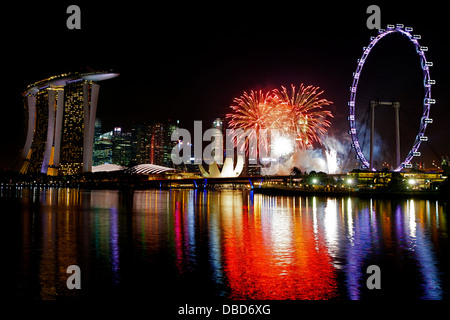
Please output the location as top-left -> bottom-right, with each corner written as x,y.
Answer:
274,84 -> 333,147
226,84 -> 333,152
226,90 -> 278,154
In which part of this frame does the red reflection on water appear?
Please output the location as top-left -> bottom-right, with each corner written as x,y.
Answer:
174,201 -> 184,273
222,197 -> 337,300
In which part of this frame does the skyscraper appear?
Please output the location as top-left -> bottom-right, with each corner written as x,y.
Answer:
130,120 -> 179,167
149,123 -> 165,166
20,71 -> 118,175
111,127 -> 133,166
131,122 -> 151,165
93,130 -> 113,166
164,119 -> 179,167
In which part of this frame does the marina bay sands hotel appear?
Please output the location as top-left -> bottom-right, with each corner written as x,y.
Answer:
20,71 -> 119,176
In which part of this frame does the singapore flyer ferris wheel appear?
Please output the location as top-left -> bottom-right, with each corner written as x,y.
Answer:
348,23 -> 434,172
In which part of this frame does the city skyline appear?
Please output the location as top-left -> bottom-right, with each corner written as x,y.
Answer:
93,118 -> 179,168
1,3 -> 449,171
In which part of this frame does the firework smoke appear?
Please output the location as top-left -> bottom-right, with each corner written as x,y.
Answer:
281,133 -> 353,174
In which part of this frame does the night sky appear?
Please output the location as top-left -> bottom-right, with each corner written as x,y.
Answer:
1,1 -> 449,170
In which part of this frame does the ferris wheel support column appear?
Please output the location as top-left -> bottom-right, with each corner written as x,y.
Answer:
370,101 -> 376,170
369,101 -> 401,170
393,102 -> 401,167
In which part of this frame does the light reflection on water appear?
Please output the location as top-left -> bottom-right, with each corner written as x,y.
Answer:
8,187 -> 448,300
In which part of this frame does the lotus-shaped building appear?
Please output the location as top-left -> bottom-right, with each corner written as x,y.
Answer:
199,156 -> 244,178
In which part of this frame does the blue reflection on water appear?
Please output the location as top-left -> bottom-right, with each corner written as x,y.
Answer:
345,200 -> 377,300
406,200 -> 442,299
109,207 -> 120,286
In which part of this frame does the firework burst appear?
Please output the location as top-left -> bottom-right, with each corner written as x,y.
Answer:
226,84 -> 333,156
274,84 -> 333,147
226,90 -> 278,154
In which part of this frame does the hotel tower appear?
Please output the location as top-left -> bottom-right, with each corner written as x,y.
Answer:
20,71 -> 119,175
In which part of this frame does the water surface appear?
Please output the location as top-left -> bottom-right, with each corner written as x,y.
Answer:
4,187 -> 448,300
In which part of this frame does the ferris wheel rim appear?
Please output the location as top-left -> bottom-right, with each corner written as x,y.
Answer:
348,24 -> 434,172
